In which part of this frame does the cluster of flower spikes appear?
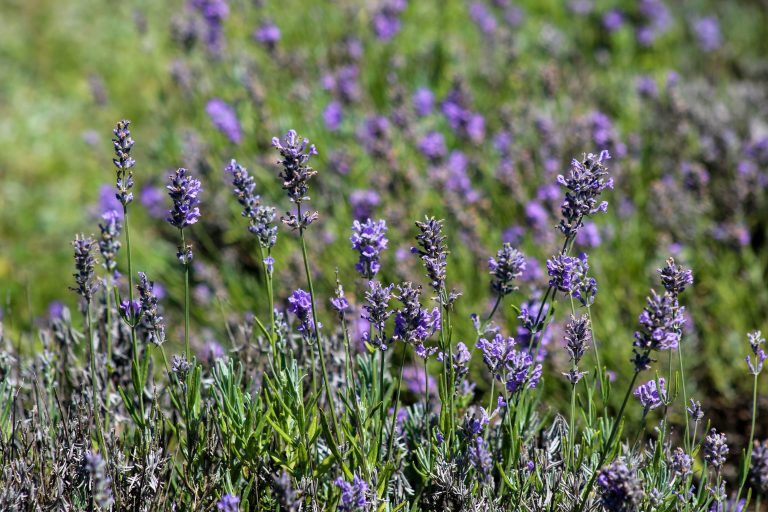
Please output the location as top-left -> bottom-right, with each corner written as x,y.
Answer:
476,333 -> 542,395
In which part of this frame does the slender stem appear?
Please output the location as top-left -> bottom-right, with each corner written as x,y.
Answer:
387,343 -> 407,462
341,316 -> 371,480
575,368 -> 642,512
123,205 -> 144,428
735,372 -> 759,503
377,347 -> 387,461
86,303 -> 107,462
586,306 -> 604,392
486,294 -> 503,323
180,228 -> 191,360
297,210 -> 341,441
678,344 -> 690,451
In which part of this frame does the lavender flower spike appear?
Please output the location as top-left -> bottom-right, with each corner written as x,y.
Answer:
71,235 -> 100,302
392,282 -> 440,355
658,257 -> 693,298
488,243 -> 525,296
206,98 -> 242,144
633,289 -> 685,352
272,129 -> 318,204
137,272 -> 165,346
112,119 -> 135,206
224,159 -> 278,248
84,451 -> 114,509
557,150 -> 613,237
703,428 -> 729,471
596,460 -> 644,512
633,377 -> 667,411
350,218 -> 389,279
166,168 -> 202,230
216,493 -> 240,512
412,216 -> 448,293
362,280 -> 394,351
288,289 -> 318,337
98,210 -> 122,276
334,474 -> 370,512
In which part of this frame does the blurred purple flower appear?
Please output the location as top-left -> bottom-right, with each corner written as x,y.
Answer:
692,16 -> 721,52
206,98 -> 242,144
253,22 -> 280,49
349,189 -> 381,220
412,87 -> 434,116
323,101 -> 343,131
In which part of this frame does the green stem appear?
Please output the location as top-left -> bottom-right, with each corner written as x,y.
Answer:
180,228 -> 191,361
575,367 -> 642,512
341,315 -> 371,480
123,205 -> 144,428
387,343 -> 407,462
297,212 -> 341,443
678,343 -> 690,451
86,303 -> 107,462
377,347 -> 386,462
735,371 -> 759,504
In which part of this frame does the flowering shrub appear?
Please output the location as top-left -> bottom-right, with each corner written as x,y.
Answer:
0,117 -> 765,511
1,1 -> 768,511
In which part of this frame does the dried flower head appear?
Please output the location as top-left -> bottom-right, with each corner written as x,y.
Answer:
362,280 -> 394,351
670,447 -> 693,478
137,272 -> 165,345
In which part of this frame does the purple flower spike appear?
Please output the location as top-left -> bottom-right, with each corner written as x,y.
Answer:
288,289 -> 318,337
112,120 -> 135,206
350,218 -> 389,279
557,151 -> 613,237
633,377 -> 667,411
597,460 -> 644,511
335,474 -> 370,511
166,168 -> 202,230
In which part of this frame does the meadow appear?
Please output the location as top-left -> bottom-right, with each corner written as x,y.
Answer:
0,0 -> 767,510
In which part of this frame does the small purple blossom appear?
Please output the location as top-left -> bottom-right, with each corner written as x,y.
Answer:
670,447 -> 693,477
411,217 -> 448,293
658,257 -> 693,298
216,494 -> 240,512
603,9 -> 624,31
166,168 -> 202,230
417,131 -> 447,162
206,99 -> 242,144
371,0 -> 407,41
272,130 -> 318,204
692,16 -> 721,52
288,289 -> 317,337
703,428 -> 729,471
402,364 -> 437,395
412,87 -> 434,116
633,289 -> 685,353
362,281 -> 394,351
323,101 -> 343,131
633,377 -> 667,410
334,474 -> 370,511
350,219 -> 389,279
190,0 -> 229,55
253,22 -> 280,49
597,460 -> 644,512
349,189 -> 380,220
392,282 -> 440,354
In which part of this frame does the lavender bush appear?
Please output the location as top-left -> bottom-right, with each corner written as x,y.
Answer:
1,1 -> 768,511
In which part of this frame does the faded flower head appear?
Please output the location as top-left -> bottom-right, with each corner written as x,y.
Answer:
224,159 -> 258,219
488,243 -> 525,296
350,219 -> 389,279
597,460 -> 644,512
563,314 -> 591,364
71,235 -> 100,302
98,210 -> 122,275
557,150 -> 613,237
112,119 -> 135,206
334,474 -> 370,511
687,399 -> 704,422
703,428 -> 729,471
166,168 -> 202,229
468,436 -> 492,481
633,377 -> 666,411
